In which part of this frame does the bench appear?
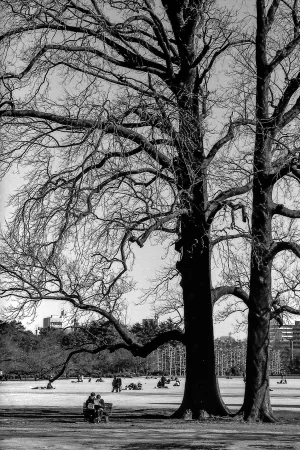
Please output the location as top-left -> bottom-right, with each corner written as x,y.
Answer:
83,402 -> 113,423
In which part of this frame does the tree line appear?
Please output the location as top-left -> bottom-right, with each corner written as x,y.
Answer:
1,0 -> 300,422
0,319 -> 179,378
2,320 -> 300,379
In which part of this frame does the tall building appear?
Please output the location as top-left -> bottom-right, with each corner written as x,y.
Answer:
269,320 -> 294,342
291,321 -> 300,359
270,320 -> 300,363
292,321 -> 300,348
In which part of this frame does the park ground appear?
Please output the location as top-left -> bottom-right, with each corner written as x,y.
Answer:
1,377 -> 300,449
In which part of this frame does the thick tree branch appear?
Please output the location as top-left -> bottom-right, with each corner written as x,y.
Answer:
270,72 -> 300,130
209,181 -> 253,208
52,329 -> 185,381
205,120 -> 256,165
279,94 -> 300,129
0,263 -> 133,346
212,285 -> 249,307
268,33 -> 300,73
207,181 -> 252,224
212,285 -> 287,328
266,0 -> 281,31
271,303 -> 300,318
0,109 -> 172,169
129,210 -> 187,247
272,202 -> 300,218
269,153 -> 300,181
0,25 -> 169,78
211,233 -> 251,246
267,241 -> 300,262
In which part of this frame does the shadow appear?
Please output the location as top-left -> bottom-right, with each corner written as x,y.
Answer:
120,444 -> 226,450
0,407 -> 172,422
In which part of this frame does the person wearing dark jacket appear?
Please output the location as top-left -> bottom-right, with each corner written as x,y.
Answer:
85,392 -> 96,423
112,376 -> 118,392
116,376 -> 122,392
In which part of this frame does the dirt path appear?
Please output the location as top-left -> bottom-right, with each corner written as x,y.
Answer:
1,408 -> 300,450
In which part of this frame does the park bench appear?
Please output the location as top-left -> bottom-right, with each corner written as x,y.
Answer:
83,402 -> 113,423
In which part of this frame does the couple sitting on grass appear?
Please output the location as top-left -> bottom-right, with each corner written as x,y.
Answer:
85,392 -> 105,423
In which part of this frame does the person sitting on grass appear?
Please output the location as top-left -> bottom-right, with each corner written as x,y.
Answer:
278,371 -> 287,384
94,394 -> 105,423
85,392 -> 96,423
173,378 -> 180,386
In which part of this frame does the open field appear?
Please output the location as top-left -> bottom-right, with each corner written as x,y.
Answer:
1,377 -> 300,449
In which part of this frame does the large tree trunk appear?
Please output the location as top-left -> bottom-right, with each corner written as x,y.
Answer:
242,156 -> 277,422
243,307 -> 275,422
243,214 -> 277,421
173,219 -> 230,419
241,0 -> 278,423
243,246 -> 276,421
170,65 -> 230,419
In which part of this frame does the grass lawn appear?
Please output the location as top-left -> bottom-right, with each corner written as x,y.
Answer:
1,377 -> 299,449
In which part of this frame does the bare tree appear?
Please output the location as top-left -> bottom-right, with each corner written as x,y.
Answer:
0,0 -> 254,419
241,0 -> 300,422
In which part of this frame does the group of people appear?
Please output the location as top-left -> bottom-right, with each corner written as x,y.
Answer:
123,382 -> 142,390
156,375 -> 181,388
85,392 -> 105,423
111,376 -> 122,392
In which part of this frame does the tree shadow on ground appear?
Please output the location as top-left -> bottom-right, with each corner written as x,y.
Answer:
120,444 -> 226,450
1,407 -> 299,427
0,407 -> 171,421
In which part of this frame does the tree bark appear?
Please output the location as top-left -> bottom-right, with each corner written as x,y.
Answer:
243,183 -> 277,422
173,241 -> 230,418
173,168 -> 230,418
170,72 -> 231,418
241,0 -> 278,423
173,229 -> 230,418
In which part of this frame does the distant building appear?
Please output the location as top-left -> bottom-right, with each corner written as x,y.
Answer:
270,319 -> 300,363
269,320 -> 294,342
43,314 -> 63,330
291,321 -> 300,359
142,317 -> 158,327
292,321 -> 300,348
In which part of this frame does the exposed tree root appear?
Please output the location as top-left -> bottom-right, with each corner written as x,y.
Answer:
262,410 -> 280,423
170,405 -> 191,419
171,404 -> 232,420
239,407 -> 280,423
